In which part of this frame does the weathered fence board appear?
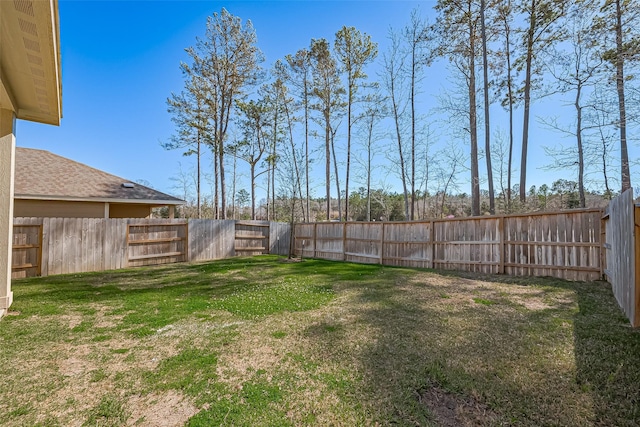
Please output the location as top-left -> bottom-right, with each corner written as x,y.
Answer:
12,218 -> 291,277
294,223 -> 316,258
384,222 -> 431,268
269,222 -> 292,256
503,210 -> 602,281
127,220 -> 188,267
433,217 -> 500,274
188,219 -> 235,262
294,208 -> 604,282
314,223 -> 344,261
235,221 -> 269,256
345,222 -> 383,265
603,189 -> 639,327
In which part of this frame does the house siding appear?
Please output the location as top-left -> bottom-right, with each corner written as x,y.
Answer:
14,200 -> 153,218
109,204 -> 151,218
15,199 -> 105,218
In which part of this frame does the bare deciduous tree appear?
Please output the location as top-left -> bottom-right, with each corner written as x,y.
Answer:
310,38 -> 345,220
334,26 -> 378,221
185,8 -> 264,219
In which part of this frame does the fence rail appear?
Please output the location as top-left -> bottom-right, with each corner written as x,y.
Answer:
295,208 -> 604,282
12,218 -> 291,278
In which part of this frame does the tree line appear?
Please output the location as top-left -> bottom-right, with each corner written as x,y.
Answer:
164,1 -> 639,221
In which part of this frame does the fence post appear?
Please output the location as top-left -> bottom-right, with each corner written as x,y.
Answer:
634,206 -> 640,327
499,216 -> 505,274
40,218 -> 49,277
430,220 -> 435,269
342,222 -> 347,261
379,222 -> 385,265
600,211 -> 607,280
313,223 -> 317,258
37,224 -> 43,277
185,221 -> 190,262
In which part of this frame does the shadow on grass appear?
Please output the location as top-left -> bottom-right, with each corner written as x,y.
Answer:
299,262 -> 640,426
462,274 -> 640,424
572,281 -> 640,425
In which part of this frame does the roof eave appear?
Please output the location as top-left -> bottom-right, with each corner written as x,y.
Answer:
0,0 -> 63,125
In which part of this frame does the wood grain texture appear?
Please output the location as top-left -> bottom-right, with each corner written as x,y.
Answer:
604,189 -> 637,326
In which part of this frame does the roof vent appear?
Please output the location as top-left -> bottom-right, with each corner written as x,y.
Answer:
122,182 -> 135,188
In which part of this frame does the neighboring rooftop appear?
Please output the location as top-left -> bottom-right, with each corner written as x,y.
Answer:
14,147 -> 183,204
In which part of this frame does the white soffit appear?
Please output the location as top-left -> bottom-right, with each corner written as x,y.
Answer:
0,0 -> 62,125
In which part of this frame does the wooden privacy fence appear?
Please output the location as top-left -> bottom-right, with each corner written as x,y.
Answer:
11,218 -> 291,278
603,189 -> 640,327
294,208 -> 604,282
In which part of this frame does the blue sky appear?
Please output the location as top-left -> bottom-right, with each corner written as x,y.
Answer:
16,0 -> 633,202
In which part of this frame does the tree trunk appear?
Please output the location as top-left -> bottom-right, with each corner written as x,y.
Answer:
367,115 -> 374,222
506,24 -> 514,213
331,127 -> 342,221
325,112 -> 331,220
481,0 -> 495,214
284,95 -> 305,222
218,105 -> 228,219
266,161 -> 271,220
305,81 -> 310,222
213,145 -> 219,219
615,0 -> 631,192
231,147 -> 237,219
391,83 -> 409,220
576,84 -> 585,208
410,41 -> 416,221
599,124 -> 612,199
469,16 -> 480,217
520,0 -> 536,203
345,84 -> 352,221
250,162 -> 256,220
196,131 -> 201,219
271,110 -> 278,221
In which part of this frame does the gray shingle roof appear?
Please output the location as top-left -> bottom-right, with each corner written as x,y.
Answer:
14,148 -> 183,204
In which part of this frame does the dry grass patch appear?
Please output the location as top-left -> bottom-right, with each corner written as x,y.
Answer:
126,391 -> 198,427
420,385 -> 498,427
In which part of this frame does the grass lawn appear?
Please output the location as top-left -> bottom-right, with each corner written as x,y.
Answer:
1,255 -> 640,426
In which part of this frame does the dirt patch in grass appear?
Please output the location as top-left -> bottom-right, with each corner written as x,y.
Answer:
420,386 -> 498,427
279,257 -> 303,263
217,342 -> 282,383
61,313 -> 84,330
93,305 -> 125,328
409,272 -> 567,312
57,344 -> 95,377
126,391 -> 198,426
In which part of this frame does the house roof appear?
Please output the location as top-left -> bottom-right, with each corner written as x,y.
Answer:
14,148 -> 184,205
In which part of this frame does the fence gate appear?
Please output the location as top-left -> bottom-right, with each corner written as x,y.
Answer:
12,224 -> 42,279
235,221 -> 270,256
